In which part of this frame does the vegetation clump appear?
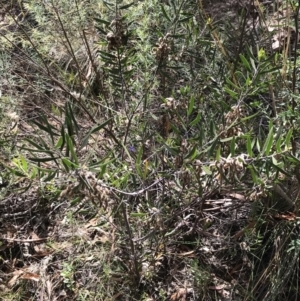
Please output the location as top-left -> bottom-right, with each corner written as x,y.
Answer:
1,0 -> 300,300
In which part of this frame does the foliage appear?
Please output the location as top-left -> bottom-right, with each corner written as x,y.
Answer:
1,0 -> 300,300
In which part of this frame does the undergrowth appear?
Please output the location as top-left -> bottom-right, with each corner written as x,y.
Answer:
1,0 -> 300,300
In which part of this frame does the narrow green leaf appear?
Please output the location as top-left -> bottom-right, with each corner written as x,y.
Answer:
202,165 -> 212,175
65,115 -> 73,139
95,26 -> 107,35
256,139 -> 261,153
43,170 -> 57,182
119,2 -> 134,9
92,119 -> 113,134
88,157 -> 114,168
274,125 -> 283,142
240,111 -> 261,121
209,120 -> 216,137
239,54 -> 251,71
248,165 -> 258,184
30,167 -> 38,179
98,50 -> 117,59
184,145 -> 197,161
102,0 -> 114,7
56,136 -> 64,149
61,157 -> 78,169
170,122 -> 182,135
61,158 -> 69,172
30,120 -> 49,134
247,136 -> 253,157
94,17 -> 110,26
60,126 -> 66,151
24,138 -> 45,151
70,197 -> 81,206
224,87 -> 238,100
98,164 -> 107,179
226,78 -> 241,90
285,128 -> 293,150
22,147 -> 53,154
216,145 -> 221,161
288,154 -> 300,164
29,157 -> 60,162
20,156 -> 28,173
170,34 -> 186,38
31,118 -> 58,139
44,115 -> 57,144
246,77 -> 252,86
136,146 -> 142,165
5,166 -> 26,177
135,146 -> 143,178
66,134 -> 78,165
261,123 -> 273,156
109,68 -> 121,75
249,57 -> 257,72
272,156 -> 278,165
160,4 -> 171,21
208,138 -> 219,158
189,112 -> 201,126
67,102 -> 79,136
178,16 -> 193,22
80,118 -> 113,149
36,166 -> 56,173
260,66 -> 281,75
187,95 -> 195,117
275,136 -> 282,153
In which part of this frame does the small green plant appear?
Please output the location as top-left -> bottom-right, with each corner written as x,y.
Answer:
61,262 -> 75,290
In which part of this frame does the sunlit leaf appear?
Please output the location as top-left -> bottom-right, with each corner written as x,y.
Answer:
61,157 -> 78,170
20,156 -> 28,173
202,165 -> 212,175
216,145 -> 221,161
5,166 -> 26,177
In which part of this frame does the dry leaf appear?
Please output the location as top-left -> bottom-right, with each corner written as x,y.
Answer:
170,288 -> 187,301
21,272 -> 40,282
8,270 -> 24,288
209,284 -> 225,290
